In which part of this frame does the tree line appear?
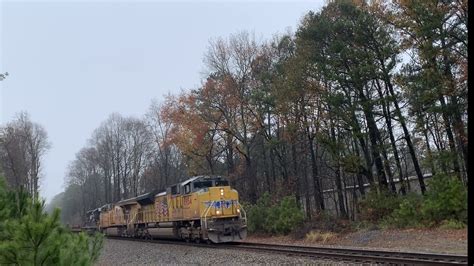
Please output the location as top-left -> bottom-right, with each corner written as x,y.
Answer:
0,112 -> 50,201
46,0 -> 466,224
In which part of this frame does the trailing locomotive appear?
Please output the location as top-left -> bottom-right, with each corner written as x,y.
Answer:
87,175 -> 247,243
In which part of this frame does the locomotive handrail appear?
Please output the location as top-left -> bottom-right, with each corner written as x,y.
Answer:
236,200 -> 247,225
201,201 -> 215,230
201,200 -> 246,230
127,212 -> 138,233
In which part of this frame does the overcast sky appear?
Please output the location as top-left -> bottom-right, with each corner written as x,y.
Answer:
0,0 -> 324,203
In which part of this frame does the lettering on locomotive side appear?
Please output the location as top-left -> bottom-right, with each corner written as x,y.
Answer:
204,200 -> 236,209
183,196 -> 192,207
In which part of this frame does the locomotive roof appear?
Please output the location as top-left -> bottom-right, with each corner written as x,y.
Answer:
135,191 -> 157,205
116,189 -> 162,206
180,175 -> 227,186
86,208 -> 100,214
98,203 -> 110,211
116,197 -> 138,206
180,176 -> 201,186
155,191 -> 166,197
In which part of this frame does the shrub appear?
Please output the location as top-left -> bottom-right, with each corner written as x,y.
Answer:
247,193 -> 304,235
438,219 -> 466,230
359,189 -> 401,223
389,193 -> 424,228
269,196 -> 305,234
421,174 -> 467,223
246,192 -> 271,233
366,174 -> 468,229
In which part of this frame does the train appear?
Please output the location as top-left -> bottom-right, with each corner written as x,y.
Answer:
84,175 -> 247,243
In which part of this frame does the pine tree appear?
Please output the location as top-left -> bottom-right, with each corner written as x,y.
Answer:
0,176 -> 103,265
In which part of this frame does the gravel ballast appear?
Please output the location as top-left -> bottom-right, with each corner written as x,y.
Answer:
246,228 -> 467,255
96,239 -> 339,265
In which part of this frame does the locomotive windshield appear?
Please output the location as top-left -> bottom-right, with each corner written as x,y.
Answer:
214,180 -> 229,186
192,178 -> 229,191
193,180 -> 213,189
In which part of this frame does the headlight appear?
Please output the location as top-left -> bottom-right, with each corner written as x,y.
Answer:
237,209 -> 240,213
216,210 -> 221,215
220,188 -> 224,196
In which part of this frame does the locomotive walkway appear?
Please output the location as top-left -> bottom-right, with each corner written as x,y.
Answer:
108,236 -> 467,265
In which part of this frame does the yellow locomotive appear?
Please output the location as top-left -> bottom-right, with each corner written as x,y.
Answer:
96,175 -> 247,243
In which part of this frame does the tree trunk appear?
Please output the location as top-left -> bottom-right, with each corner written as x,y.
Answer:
300,141 -> 312,219
439,95 -> 462,180
305,113 -> 324,211
440,36 -> 468,178
377,52 -> 426,193
358,87 -> 388,191
352,137 -> 366,196
331,123 -> 347,218
374,80 -> 403,194
419,113 -> 437,176
262,137 -> 271,192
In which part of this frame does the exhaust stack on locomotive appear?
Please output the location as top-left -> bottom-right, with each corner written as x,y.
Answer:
95,175 -> 247,243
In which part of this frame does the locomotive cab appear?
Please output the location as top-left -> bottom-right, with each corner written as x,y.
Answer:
186,176 -> 247,243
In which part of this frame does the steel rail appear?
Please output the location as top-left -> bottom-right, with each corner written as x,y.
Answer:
228,242 -> 467,265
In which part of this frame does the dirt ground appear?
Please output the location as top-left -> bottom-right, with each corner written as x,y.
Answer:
245,228 -> 467,255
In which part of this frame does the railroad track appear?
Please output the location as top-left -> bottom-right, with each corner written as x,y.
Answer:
224,242 -> 467,265
106,236 -> 467,265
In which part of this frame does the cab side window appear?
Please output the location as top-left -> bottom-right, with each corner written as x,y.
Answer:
184,184 -> 191,194
171,185 -> 179,195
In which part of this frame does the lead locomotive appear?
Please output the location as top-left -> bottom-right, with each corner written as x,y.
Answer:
85,175 -> 247,243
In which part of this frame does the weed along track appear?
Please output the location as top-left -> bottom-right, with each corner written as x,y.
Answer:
108,236 -> 467,265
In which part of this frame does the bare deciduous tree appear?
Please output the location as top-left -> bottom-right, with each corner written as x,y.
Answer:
0,112 -> 50,200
